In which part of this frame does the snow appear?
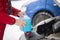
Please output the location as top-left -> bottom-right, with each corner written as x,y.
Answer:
11,0 -> 37,11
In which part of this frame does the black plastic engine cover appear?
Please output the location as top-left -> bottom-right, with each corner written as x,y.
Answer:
36,20 -> 55,36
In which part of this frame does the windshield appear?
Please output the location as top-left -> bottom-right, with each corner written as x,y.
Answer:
54,0 -> 60,7
56,0 -> 60,3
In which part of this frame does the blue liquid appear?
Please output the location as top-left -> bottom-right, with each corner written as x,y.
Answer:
20,16 -> 32,33
22,19 -> 32,33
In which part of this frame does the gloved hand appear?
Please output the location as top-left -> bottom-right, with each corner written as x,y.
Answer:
15,19 -> 26,26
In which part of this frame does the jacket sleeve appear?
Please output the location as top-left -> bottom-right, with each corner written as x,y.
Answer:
0,12 -> 15,25
12,7 -> 21,16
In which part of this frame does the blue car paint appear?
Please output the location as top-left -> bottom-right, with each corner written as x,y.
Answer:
26,0 -> 60,19
46,0 -> 60,16
26,0 -> 46,19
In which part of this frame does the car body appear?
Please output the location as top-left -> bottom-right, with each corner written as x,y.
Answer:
26,0 -> 60,38
26,0 -> 60,19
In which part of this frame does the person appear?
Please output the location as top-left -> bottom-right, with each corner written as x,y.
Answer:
0,0 -> 26,40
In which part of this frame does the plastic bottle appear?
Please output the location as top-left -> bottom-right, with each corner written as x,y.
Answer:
19,15 -> 32,33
